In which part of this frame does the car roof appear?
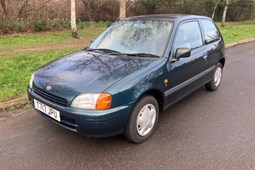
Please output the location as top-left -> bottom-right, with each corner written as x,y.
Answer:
123,14 -> 211,22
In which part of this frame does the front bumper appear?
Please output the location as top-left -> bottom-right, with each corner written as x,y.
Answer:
28,88 -> 134,137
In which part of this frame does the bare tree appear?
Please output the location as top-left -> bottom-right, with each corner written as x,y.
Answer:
81,0 -> 110,21
119,0 -> 126,19
0,0 -> 54,19
17,0 -> 30,18
0,0 -> 7,17
71,0 -> 77,38
221,0 -> 240,27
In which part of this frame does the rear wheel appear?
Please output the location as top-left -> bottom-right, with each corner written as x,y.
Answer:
125,96 -> 159,144
205,62 -> 223,91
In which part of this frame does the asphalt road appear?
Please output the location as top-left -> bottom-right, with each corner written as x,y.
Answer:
1,41 -> 255,170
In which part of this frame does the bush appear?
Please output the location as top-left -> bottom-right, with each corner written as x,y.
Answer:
77,20 -> 90,29
32,19 -> 47,32
25,21 -> 33,32
16,21 -> 23,32
46,19 -> 62,30
95,21 -> 112,28
6,21 -> 15,32
0,18 -> 111,35
60,20 -> 71,29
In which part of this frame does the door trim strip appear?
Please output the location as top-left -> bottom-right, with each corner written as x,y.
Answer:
164,66 -> 215,97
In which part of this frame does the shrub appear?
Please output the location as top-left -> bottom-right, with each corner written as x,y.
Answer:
32,19 -> 47,32
95,21 -> 112,28
60,20 -> 71,29
6,21 -> 15,32
15,21 -> 23,32
46,20 -> 62,31
0,18 -> 111,35
25,21 -> 33,32
77,20 -> 90,29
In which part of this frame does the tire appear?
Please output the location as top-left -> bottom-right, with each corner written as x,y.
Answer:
205,62 -> 223,91
125,96 -> 159,144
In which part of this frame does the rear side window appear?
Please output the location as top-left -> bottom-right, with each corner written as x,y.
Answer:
174,21 -> 203,51
201,20 -> 220,44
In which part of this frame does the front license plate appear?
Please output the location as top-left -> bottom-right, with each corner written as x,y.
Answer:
34,99 -> 61,122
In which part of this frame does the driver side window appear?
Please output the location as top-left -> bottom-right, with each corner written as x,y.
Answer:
174,21 -> 203,54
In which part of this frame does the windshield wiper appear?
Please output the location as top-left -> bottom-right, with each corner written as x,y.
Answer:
86,48 -> 121,54
124,53 -> 160,58
85,48 -> 160,58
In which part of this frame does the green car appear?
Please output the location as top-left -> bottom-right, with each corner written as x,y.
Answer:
28,15 -> 225,143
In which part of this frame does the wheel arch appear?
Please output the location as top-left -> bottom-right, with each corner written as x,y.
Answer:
136,89 -> 164,112
219,58 -> 225,68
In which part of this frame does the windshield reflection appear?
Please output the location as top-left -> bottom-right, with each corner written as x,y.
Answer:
90,20 -> 173,57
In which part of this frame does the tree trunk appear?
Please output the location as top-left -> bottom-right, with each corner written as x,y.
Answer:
221,0 -> 229,27
119,0 -> 126,19
211,2 -> 219,20
0,0 -> 7,17
253,0 -> 255,20
32,0 -> 34,19
71,0 -> 78,38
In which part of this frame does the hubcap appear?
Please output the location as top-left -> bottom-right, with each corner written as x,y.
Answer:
214,67 -> 222,87
136,104 -> 156,137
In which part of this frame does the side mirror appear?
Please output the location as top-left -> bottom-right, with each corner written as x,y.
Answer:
175,48 -> 191,59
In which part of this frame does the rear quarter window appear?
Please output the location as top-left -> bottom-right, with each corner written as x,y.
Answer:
201,20 -> 220,44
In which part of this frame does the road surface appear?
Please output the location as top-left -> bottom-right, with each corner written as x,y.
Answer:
1,41 -> 255,170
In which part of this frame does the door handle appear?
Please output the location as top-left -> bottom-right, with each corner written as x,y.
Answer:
202,53 -> 208,60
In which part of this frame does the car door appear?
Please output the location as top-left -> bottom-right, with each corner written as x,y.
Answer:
165,20 -> 210,105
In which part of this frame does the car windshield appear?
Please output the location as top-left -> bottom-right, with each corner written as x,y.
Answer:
90,20 -> 173,57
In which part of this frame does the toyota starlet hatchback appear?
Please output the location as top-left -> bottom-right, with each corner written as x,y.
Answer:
28,15 -> 225,143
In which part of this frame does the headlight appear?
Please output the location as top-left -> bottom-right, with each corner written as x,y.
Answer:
29,73 -> 35,89
71,93 -> 112,110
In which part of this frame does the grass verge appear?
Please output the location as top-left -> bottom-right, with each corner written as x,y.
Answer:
218,24 -> 255,44
0,48 -> 79,102
0,25 -> 106,53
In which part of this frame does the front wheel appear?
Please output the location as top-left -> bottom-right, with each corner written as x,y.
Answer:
125,96 -> 159,144
205,62 -> 223,91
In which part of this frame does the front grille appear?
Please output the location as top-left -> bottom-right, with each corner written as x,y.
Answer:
33,85 -> 68,107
